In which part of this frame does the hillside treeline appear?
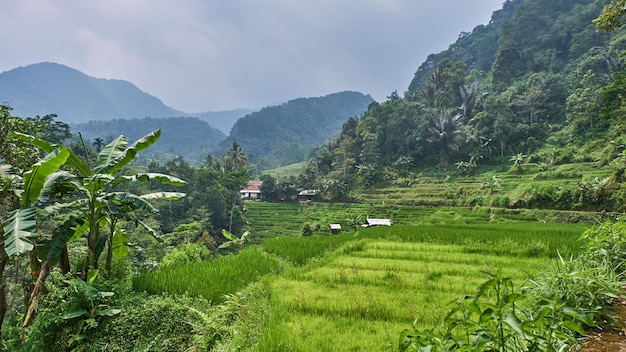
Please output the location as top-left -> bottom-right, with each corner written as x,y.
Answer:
297,0 -> 626,200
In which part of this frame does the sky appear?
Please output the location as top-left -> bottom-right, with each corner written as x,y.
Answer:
0,0 -> 504,112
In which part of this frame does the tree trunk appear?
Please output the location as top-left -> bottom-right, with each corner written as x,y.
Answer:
0,245 -> 9,333
22,260 -> 51,330
59,245 -> 71,275
105,236 -> 113,275
229,192 -> 237,232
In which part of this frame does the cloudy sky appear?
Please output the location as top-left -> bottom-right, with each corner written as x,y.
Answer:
0,1 -> 504,112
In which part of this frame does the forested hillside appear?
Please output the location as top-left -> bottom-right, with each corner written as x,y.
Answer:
73,117 -> 225,162
0,62 -> 182,123
217,91 -> 374,171
297,0 -> 626,205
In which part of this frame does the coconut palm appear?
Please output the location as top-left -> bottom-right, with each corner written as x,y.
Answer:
427,109 -> 464,172
225,142 -> 248,171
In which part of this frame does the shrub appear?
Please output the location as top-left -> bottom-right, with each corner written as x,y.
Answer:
160,242 -> 213,268
301,222 -> 313,236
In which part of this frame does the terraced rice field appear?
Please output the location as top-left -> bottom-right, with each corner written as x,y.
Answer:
260,237 -> 558,351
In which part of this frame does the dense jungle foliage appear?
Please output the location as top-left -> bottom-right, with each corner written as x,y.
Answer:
293,0 -> 626,211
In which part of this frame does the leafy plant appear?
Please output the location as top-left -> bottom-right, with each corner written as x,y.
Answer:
219,229 -> 250,250
399,269 -> 594,351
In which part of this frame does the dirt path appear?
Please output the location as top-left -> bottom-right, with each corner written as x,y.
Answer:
579,300 -> 626,351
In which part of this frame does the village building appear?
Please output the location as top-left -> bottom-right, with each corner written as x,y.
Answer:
240,180 -> 262,200
329,223 -> 342,234
362,218 -> 393,227
298,189 -> 318,201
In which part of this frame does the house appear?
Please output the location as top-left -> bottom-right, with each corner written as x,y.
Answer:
329,223 -> 342,234
298,189 -> 318,201
362,218 -> 393,227
240,180 -> 262,200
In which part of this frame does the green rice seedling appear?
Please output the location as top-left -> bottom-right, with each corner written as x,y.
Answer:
133,247 -> 282,303
262,233 -> 357,265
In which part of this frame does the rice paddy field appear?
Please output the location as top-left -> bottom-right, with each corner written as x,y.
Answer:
135,201 -> 590,350
246,223 -> 586,351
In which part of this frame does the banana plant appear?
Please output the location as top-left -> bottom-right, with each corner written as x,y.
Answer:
17,129 -> 186,274
14,130 -> 186,329
0,147 -> 75,329
219,229 -> 250,250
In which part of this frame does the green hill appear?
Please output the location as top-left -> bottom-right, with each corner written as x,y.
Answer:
72,117 -> 225,163
297,0 -> 626,212
217,91 -> 374,171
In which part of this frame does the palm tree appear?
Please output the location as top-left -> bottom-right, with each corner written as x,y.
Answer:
92,137 -> 105,153
225,142 -> 248,171
427,109 -> 464,172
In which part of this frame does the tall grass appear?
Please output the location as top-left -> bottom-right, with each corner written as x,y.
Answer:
262,233 -> 358,266
133,247 -> 282,303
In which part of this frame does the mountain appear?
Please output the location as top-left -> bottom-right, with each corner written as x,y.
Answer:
216,91 -> 374,170
72,117 -> 225,162
0,62 -> 182,123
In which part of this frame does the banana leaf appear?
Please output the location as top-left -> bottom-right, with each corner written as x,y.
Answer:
2,208 -> 37,257
126,173 -> 187,186
94,135 -> 128,173
140,192 -> 186,201
37,171 -> 85,204
13,132 -> 91,177
107,192 -> 158,212
95,129 -> 161,175
21,147 -> 69,207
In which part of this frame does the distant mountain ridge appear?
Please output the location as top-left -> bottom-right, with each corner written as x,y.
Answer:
0,62 -> 179,123
1,62 -> 375,168
0,62 -> 251,132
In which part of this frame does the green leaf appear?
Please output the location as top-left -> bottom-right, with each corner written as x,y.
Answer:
504,312 -> 525,336
95,129 -> 161,175
37,171 -> 85,204
136,219 -> 161,242
218,242 -> 235,249
140,192 -> 186,201
562,307 -> 596,327
108,192 -> 158,212
222,229 -> 236,241
13,132 -> 91,177
134,173 -> 187,186
22,147 -> 69,206
46,217 -> 82,260
97,308 -> 121,317
94,135 -> 128,173
62,309 -> 88,320
2,208 -> 37,257
561,320 -> 586,334
474,278 -> 496,300
112,230 -> 130,259
398,329 -> 413,352
87,269 -> 99,285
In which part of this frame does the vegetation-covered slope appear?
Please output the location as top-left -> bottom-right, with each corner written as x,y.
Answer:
296,0 -> 626,212
217,91 -> 374,171
72,117 -> 225,163
0,62 -> 182,123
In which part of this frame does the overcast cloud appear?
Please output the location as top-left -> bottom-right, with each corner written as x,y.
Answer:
0,1 -> 504,112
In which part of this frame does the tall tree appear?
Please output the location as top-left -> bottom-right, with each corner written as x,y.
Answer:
225,142 -> 248,171
427,109 -> 465,172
